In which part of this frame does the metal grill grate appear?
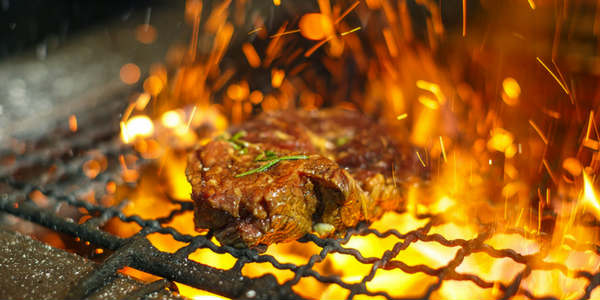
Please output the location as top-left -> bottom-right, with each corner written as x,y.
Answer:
2,110 -> 600,300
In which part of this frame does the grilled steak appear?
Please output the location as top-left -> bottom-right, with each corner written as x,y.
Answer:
186,109 -> 417,248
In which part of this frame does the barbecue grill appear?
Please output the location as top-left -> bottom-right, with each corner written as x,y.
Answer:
2,100 -> 599,299
3,0 -> 600,299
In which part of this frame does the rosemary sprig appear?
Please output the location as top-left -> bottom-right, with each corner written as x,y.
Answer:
220,131 -> 249,152
235,154 -> 309,178
254,150 -> 277,161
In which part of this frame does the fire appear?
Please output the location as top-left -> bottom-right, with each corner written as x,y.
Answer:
105,0 -> 600,299
581,172 -> 600,219
161,110 -> 183,129
416,80 -> 446,105
121,115 -> 154,143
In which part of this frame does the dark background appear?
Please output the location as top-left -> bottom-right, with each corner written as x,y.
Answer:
0,0 -> 163,58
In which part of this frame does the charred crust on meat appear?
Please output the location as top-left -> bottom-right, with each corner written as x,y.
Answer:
187,109 -> 419,248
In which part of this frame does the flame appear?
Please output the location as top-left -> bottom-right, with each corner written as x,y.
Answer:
581,172 -> 600,219
103,1 -> 600,298
161,110 -> 183,129
121,116 -> 154,143
416,80 -> 446,105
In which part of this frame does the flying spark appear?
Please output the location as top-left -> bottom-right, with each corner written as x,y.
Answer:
528,119 -> 548,145
335,1 -> 360,25
439,136 -> 447,163
186,106 -> 198,131
340,26 -> 361,36
536,57 -> 570,95
416,151 -> 426,167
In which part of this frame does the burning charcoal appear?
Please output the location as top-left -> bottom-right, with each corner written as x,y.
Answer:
187,109 -> 419,248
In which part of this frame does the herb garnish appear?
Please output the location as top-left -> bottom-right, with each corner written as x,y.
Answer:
220,131 -> 249,153
254,150 -> 277,161
235,151 -> 309,178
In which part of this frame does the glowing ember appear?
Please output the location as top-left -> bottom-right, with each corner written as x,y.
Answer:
161,110 -> 183,129
299,13 -> 334,40
120,63 -> 141,85
68,115 -> 77,132
501,77 -> 521,106
121,116 -> 154,143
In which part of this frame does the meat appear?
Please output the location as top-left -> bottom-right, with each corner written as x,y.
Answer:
186,109 -> 419,248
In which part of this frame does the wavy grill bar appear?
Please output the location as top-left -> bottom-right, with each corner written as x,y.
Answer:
1,114 -> 600,300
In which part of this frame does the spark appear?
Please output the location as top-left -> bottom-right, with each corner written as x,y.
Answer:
536,57 -> 570,95
528,119 -> 548,145
304,37 -> 332,57
340,26 -> 361,36
542,159 -> 558,184
551,59 -> 568,89
396,113 -> 408,120
416,151 -> 426,167
439,136 -> 447,163
121,102 -> 136,123
119,155 -> 129,171
417,80 -> 446,104
538,198 -> 542,234
335,0 -> 360,25
271,69 -> 285,88
186,106 -> 198,131
515,207 -> 525,226
68,115 -> 77,132
264,23 -> 288,66
552,59 -> 574,103
189,15 -> 201,60
542,108 -> 561,119
383,28 -> 398,57
242,43 -> 261,68
270,29 -> 300,38
527,0 -> 536,9
462,0 -> 467,36
248,27 -> 264,35
585,110 -> 595,141
135,93 -> 151,110
418,95 -> 440,110
120,121 -> 130,143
